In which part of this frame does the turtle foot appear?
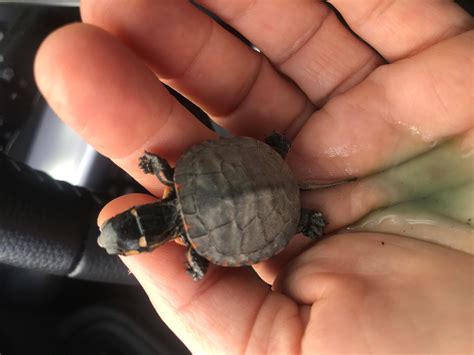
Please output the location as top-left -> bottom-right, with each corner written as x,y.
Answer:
138,152 -> 174,187
298,209 -> 326,239
138,153 -> 155,174
265,131 -> 291,158
185,248 -> 209,281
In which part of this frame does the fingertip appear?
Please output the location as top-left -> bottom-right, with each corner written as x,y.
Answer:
34,22 -> 84,103
97,193 -> 157,227
35,22 -> 126,136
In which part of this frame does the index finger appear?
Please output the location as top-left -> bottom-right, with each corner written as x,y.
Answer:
34,23 -> 215,196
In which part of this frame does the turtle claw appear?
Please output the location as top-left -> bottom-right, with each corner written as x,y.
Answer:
138,154 -> 154,174
298,209 -> 326,239
186,264 -> 204,282
138,152 -> 174,187
265,131 -> 291,158
185,248 -> 209,281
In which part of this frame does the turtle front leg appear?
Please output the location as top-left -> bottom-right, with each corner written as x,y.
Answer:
298,209 -> 326,239
185,247 -> 209,281
265,131 -> 291,158
139,152 -> 174,187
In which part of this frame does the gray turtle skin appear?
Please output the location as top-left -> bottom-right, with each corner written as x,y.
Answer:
175,137 -> 300,266
98,133 -> 326,281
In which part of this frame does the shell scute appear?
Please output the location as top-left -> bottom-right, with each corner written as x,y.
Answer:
174,137 -> 300,266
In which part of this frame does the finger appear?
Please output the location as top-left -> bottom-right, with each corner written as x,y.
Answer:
81,0 -> 313,138
274,232 -> 473,304
34,23 -> 215,196
288,30 -> 474,182
97,197 -> 315,287
98,195 -> 315,288
197,0 -> 384,106
253,235 -> 313,285
328,0 -> 474,62
274,233 -> 473,353
97,193 -> 157,226
300,129 -> 474,253
99,195 -> 304,354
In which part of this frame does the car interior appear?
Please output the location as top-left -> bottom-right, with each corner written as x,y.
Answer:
0,1 -> 473,354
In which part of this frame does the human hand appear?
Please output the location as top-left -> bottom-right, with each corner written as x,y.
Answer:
35,0 -> 473,353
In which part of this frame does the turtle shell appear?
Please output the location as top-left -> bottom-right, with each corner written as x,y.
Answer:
174,137 -> 300,266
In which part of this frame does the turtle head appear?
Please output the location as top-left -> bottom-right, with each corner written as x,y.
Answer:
98,201 -> 180,256
98,213 -> 142,255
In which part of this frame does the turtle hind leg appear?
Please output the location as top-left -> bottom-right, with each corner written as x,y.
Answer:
139,152 -> 174,187
298,209 -> 326,239
185,248 -> 209,281
265,131 -> 291,158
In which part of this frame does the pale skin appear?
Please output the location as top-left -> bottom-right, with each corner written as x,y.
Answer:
34,0 -> 473,353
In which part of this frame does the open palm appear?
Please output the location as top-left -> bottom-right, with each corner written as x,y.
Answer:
35,1 -> 473,353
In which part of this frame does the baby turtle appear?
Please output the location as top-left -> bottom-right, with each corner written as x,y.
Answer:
98,133 -> 325,280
